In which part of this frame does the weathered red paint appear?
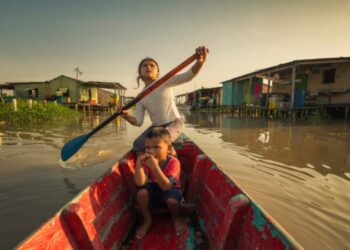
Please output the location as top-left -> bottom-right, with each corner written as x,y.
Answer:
17,139 -> 302,250
129,216 -> 192,250
17,215 -> 75,250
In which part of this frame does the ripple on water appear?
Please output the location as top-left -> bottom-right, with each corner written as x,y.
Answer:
182,118 -> 350,249
58,147 -> 121,170
321,164 -> 332,169
0,181 -> 71,212
1,115 -> 350,249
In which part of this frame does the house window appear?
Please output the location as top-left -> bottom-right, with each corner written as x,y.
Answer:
63,89 -> 69,97
29,88 -> 38,98
322,68 -> 336,84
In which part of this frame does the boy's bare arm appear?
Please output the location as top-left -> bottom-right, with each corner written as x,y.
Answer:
144,155 -> 173,191
151,165 -> 173,191
134,155 -> 148,186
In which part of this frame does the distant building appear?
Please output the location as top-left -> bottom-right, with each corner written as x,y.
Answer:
222,57 -> 350,108
1,75 -> 126,105
97,88 -> 114,107
176,86 -> 222,108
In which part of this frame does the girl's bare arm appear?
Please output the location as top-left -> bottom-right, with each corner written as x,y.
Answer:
121,111 -> 138,126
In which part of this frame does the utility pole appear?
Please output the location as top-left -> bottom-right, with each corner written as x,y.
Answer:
74,67 -> 83,80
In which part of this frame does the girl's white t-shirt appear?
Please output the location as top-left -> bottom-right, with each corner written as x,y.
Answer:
134,69 -> 196,126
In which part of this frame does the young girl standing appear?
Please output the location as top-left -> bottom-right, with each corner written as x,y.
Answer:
122,46 -> 208,153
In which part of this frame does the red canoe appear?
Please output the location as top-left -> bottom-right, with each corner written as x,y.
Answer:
17,137 -> 302,249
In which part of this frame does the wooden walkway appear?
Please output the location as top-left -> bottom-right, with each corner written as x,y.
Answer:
196,104 -> 350,120
64,103 -> 112,114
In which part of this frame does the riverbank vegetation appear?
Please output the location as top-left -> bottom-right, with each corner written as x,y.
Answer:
0,100 -> 80,123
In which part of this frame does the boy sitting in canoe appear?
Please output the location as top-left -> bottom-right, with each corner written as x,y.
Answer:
134,127 -> 185,239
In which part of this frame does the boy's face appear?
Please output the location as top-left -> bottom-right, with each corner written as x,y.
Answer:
145,137 -> 171,162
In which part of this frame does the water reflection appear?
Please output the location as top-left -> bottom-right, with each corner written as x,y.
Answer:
0,114 -> 132,249
256,131 -> 270,144
181,112 -> 350,249
0,115 -> 127,167
183,112 -> 350,180
1,112 -> 349,249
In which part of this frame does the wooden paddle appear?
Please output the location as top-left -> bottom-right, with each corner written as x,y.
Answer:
61,52 -> 199,161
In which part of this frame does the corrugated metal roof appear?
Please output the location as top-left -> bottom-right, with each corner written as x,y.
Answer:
5,75 -> 127,90
6,81 -> 46,85
83,81 -> 127,90
223,56 -> 350,83
0,83 -> 14,89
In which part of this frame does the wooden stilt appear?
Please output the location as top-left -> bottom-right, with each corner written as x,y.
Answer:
345,106 -> 349,120
12,98 -> 17,112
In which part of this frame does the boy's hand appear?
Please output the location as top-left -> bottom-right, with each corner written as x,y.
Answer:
136,153 -> 149,167
137,153 -> 148,161
140,153 -> 158,170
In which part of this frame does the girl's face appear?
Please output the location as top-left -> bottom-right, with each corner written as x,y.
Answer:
140,60 -> 159,81
145,137 -> 170,162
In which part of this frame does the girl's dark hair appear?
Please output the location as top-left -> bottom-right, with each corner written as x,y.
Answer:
136,57 -> 159,89
145,127 -> 172,146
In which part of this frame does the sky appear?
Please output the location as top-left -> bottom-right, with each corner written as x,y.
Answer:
1,0 -> 349,97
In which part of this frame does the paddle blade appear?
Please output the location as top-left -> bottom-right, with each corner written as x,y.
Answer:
61,133 -> 91,161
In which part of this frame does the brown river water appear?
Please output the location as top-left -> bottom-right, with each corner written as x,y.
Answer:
0,112 -> 349,249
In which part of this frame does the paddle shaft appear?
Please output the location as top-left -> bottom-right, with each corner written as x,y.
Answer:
61,52 -> 203,161
85,53 -> 198,138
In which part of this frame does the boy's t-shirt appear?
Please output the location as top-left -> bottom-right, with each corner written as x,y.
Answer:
143,155 -> 181,189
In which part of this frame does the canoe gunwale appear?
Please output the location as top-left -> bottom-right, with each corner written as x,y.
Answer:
17,137 -> 303,250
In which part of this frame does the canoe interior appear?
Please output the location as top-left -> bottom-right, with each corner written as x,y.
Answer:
17,139 -> 302,249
